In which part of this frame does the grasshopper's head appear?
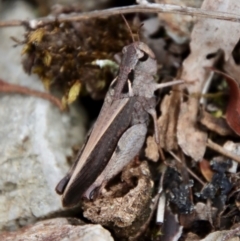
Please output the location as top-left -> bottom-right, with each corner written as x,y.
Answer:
134,42 -> 157,75
135,42 -> 155,59
120,15 -> 157,75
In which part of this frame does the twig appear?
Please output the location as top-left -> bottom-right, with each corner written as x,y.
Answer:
0,79 -> 64,111
1,3 -> 240,28
206,199 -> 213,226
169,151 -> 205,186
156,192 -> 166,224
207,139 -> 240,164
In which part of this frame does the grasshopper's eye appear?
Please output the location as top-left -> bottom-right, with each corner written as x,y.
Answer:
139,51 -> 149,62
138,42 -> 156,59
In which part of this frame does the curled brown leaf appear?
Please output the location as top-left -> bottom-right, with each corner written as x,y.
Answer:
209,68 -> 240,136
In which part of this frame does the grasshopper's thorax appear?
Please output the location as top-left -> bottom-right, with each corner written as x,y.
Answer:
130,42 -> 158,98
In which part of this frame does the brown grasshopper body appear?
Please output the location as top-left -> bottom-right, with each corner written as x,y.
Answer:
56,41 -> 183,207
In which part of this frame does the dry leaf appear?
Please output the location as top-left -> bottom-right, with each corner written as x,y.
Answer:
211,69 -> 240,136
67,81 -> 81,105
158,90 -> 181,151
199,159 -> 214,182
177,0 -> 240,161
199,109 -> 234,136
155,0 -> 202,43
177,100 -> 208,161
145,136 -> 159,162
224,56 -> 240,86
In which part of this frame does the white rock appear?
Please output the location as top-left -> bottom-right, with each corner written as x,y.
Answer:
0,1 -> 86,230
0,218 -> 114,241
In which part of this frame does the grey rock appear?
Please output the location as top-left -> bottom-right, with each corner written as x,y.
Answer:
0,218 -> 114,241
0,1 -> 86,231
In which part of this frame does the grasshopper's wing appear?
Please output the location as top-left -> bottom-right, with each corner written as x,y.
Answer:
59,97 -> 135,207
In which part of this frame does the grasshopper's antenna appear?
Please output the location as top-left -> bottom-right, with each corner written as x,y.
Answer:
136,23 -> 144,42
121,14 -> 135,43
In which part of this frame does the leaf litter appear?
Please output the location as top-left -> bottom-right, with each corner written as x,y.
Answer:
147,0 -> 240,240
2,0 -> 240,240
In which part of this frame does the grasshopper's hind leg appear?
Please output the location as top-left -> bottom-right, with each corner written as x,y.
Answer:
84,123 -> 148,199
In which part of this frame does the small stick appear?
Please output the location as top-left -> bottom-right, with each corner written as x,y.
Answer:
206,199 -> 213,226
207,139 -> 240,164
1,3 -> 240,28
156,167 -> 167,224
156,192 -> 166,224
136,23 -> 144,42
158,145 -> 165,161
0,79 -> 64,111
169,151 -> 206,186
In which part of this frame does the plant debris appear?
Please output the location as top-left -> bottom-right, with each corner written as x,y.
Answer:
82,161 -> 153,240
21,15 -> 138,104
3,0 -> 240,240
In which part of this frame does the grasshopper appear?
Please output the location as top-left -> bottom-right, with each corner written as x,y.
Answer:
55,20 -> 184,207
